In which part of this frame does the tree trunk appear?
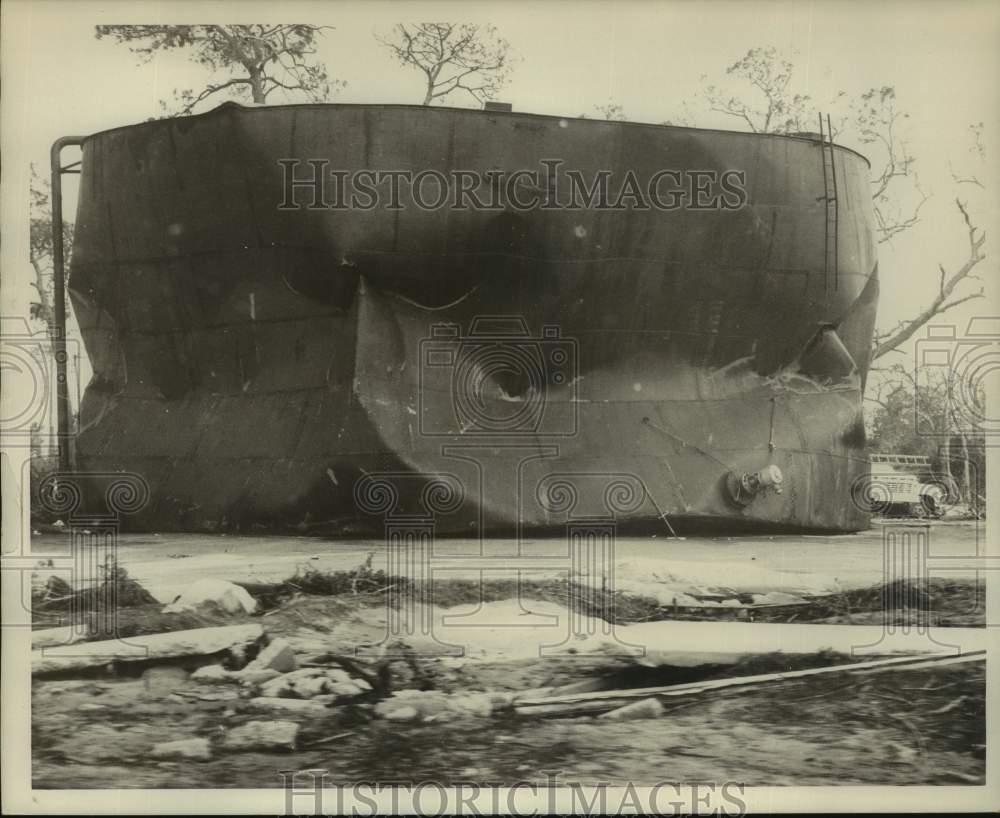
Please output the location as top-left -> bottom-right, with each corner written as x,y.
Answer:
249,68 -> 265,103
941,433 -> 951,493
960,433 -> 972,507
30,258 -> 54,328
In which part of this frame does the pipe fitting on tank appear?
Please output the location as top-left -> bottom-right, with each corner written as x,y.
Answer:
726,464 -> 784,507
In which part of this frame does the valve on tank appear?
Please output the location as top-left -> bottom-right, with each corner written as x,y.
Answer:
726,464 -> 784,507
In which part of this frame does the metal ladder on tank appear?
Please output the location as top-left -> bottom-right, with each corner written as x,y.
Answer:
818,113 -> 839,293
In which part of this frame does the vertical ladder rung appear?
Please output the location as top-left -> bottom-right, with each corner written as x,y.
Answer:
819,113 -> 839,293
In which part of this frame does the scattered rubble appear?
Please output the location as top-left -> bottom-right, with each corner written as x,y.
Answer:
257,667 -> 371,699
29,559 -> 987,787
52,722 -> 151,764
374,689 -> 509,721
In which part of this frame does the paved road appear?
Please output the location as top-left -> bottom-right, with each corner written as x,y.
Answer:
28,520 -> 987,604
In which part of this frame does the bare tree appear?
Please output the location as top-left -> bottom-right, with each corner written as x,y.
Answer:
701,46 -> 816,134
849,86 -> 930,244
694,47 -> 989,360
27,167 -> 78,444
29,166 -> 72,331
950,122 -> 986,189
580,101 -> 627,121
865,361 -> 985,507
872,122 -> 988,359
95,25 -> 342,115
375,23 -> 513,106
873,199 -> 986,358
699,48 -> 926,246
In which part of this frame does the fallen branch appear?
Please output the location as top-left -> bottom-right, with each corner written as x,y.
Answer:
168,690 -> 231,702
926,696 -> 968,715
302,731 -> 354,748
873,198 -> 986,359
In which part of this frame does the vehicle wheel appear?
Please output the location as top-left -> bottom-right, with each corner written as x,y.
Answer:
920,495 -> 943,518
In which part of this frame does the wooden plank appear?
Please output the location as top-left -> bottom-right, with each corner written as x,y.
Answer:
32,624 -> 264,675
31,626 -> 90,650
514,651 -> 985,716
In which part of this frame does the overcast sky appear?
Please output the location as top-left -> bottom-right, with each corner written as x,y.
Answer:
2,0 -> 998,375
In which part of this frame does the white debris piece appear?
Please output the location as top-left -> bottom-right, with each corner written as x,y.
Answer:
142,665 -> 190,693
257,666 -> 370,700
329,680 -> 369,697
243,638 -> 297,673
150,738 -> 213,761
222,720 -> 299,752
374,689 -> 506,721
191,664 -> 283,686
190,664 -> 237,684
163,578 -> 258,615
246,696 -> 328,715
239,668 -> 284,685
258,675 -> 297,698
750,591 -> 807,606
375,689 -> 451,720
598,697 -> 665,721
449,693 -> 499,718
382,705 -> 419,722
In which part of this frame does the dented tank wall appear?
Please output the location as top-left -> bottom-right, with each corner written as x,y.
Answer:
68,103 -> 877,532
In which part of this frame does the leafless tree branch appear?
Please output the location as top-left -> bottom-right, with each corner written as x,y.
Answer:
375,23 -> 514,106
96,24 -> 341,115
873,198 -> 987,358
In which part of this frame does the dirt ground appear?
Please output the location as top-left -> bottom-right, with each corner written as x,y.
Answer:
29,520 -> 988,607
31,661 -> 986,788
31,572 -> 986,789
